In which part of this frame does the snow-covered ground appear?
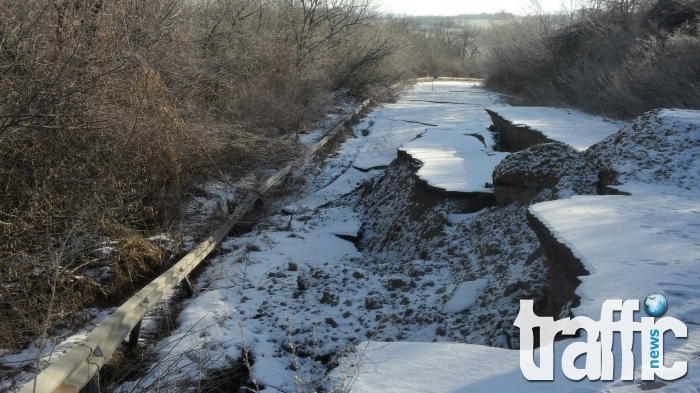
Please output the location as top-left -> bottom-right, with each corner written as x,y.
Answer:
8,82 -> 698,393
285,81 -> 502,212
488,106 -> 622,151
338,106 -> 700,392
0,90 -> 364,391
400,129 -> 508,193
347,183 -> 700,392
109,81 -> 523,392
1,309 -> 115,370
352,82 -> 496,171
392,82 -> 508,193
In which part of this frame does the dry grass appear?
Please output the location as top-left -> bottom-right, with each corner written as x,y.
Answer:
480,0 -> 700,119
0,0 -> 416,352
0,0 -> 186,349
406,16 -> 482,78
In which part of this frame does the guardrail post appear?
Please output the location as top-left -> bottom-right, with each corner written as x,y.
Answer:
82,376 -> 99,393
17,94 -> 375,393
181,276 -> 194,297
127,319 -> 142,350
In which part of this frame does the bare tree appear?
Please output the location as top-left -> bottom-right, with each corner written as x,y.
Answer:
281,0 -> 375,65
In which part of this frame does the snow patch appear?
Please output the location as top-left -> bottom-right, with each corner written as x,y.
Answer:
488,106 -> 621,151
400,129 -> 508,193
443,278 -> 488,313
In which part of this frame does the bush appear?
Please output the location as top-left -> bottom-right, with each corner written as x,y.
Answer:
409,17 -> 482,78
0,0 -> 413,350
0,0 -> 187,349
480,0 -> 700,119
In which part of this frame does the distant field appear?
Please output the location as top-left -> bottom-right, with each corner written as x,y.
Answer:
464,19 -> 500,28
414,19 -> 503,29
408,13 -> 506,29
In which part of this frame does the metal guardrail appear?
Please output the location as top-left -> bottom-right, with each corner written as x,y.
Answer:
19,98 -> 372,393
413,77 -> 483,82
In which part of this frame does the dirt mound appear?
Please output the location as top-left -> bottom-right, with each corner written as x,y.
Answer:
586,109 -> 700,190
352,154 -> 548,349
445,204 -> 548,348
356,154 -> 451,260
492,142 -> 598,206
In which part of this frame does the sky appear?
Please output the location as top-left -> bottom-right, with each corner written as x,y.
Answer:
373,0 -> 564,16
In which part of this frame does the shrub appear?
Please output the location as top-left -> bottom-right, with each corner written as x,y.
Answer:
0,0 -> 412,351
480,0 -> 700,119
0,0 -> 187,349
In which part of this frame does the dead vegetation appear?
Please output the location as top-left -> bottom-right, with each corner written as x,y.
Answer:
480,0 -> 700,119
408,16 -> 482,78
0,0 -> 420,352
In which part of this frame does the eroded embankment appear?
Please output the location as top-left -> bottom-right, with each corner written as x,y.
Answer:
358,151 -> 496,259
350,109 -> 604,349
351,147 -> 549,348
485,109 -> 554,152
485,112 -> 596,322
525,211 -> 589,317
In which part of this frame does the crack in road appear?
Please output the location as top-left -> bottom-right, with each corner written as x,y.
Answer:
389,119 -> 438,127
352,165 -> 388,172
466,133 -> 487,148
408,99 -> 479,105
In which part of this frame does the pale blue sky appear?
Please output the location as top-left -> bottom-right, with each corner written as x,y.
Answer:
373,0 -> 564,15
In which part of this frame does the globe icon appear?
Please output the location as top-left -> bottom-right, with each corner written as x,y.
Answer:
644,293 -> 668,317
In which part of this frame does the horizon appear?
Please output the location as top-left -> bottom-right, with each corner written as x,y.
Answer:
373,0 -> 565,16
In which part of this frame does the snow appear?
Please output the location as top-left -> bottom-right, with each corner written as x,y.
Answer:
488,106 -> 622,151
338,186 -> 700,391
401,130 -> 508,193
332,105 -> 700,391
111,210 -> 371,391
446,212 -> 480,224
282,167 -> 379,213
104,81 -> 514,392
335,341 -> 609,393
524,183 -> 700,390
530,188 -> 700,318
337,342 -> 520,392
586,108 -> 700,190
442,278 -> 488,313
283,82 -> 501,212
386,82 -> 508,193
285,81 -> 506,208
1,309 -> 114,371
10,81 -> 699,393
297,89 -> 361,147
313,207 -> 363,238
351,81 -> 500,171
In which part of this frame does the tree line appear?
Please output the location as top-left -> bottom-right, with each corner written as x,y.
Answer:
480,0 -> 700,118
0,0 -> 482,352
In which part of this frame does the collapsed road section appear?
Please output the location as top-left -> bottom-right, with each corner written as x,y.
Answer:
21,81 -> 686,393
109,81 -> 540,392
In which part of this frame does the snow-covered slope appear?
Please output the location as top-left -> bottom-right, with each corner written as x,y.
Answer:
343,109 -> 700,392
586,108 -> 700,189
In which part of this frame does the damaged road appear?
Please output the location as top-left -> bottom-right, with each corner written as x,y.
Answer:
97,81 -> 644,392
106,81 -> 540,392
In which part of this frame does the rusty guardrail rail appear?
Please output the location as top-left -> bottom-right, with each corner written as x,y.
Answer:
19,98 -> 372,393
